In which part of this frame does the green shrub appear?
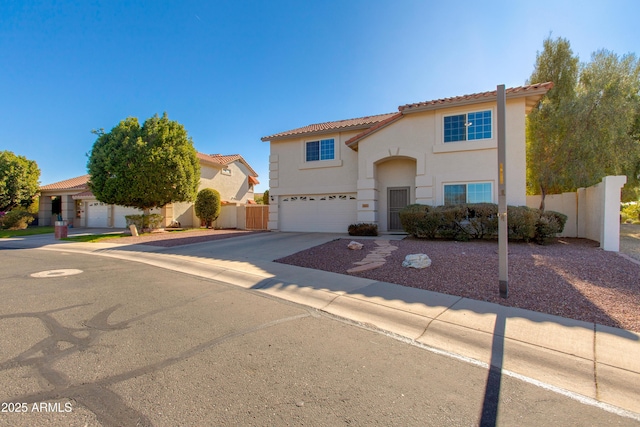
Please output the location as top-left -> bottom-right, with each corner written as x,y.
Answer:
348,223 -> 378,236
1,208 -> 34,230
436,205 -> 469,240
399,204 -> 431,237
195,188 -> 221,228
399,203 -> 566,244
462,203 -> 499,239
125,214 -> 164,231
507,206 -> 537,242
535,210 -> 567,244
621,202 -> 640,223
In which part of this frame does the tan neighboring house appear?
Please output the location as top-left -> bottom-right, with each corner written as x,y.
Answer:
38,153 -> 259,229
262,83 -> 553,233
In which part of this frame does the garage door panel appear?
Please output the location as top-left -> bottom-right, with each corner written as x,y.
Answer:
279,194 -> 357,232
87,202 -> 109,228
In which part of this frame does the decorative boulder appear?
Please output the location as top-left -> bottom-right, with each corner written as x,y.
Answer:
402,253 -> 432,269
347,241 -> 364,250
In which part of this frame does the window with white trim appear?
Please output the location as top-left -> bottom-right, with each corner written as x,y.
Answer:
306,138 -> 335,161
444,182 -> 492,205
444,110 -> 492,143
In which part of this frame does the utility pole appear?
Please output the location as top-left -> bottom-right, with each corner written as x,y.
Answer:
497,84 -> 508,298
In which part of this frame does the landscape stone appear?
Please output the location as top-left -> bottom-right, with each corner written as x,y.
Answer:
348,241 -> 364,250
402,253 -> 432,269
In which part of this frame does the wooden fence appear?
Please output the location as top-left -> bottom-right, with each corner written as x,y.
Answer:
245,205 -> 269,230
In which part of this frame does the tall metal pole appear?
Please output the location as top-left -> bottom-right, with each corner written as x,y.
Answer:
497,84 -> 508,298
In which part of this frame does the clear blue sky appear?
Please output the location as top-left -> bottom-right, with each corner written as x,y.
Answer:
1,0 -> 638,192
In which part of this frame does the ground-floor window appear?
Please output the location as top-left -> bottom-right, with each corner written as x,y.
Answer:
444,182 -> 492,205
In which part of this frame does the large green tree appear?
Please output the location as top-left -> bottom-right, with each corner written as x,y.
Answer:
0,151 -> 41,212
87,113 -> 201,213
526,36 -> 579,208
571,50 -> 640,201
527,37 -> 640,205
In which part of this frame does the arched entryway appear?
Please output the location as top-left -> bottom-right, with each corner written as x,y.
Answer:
376,157 -> 416,232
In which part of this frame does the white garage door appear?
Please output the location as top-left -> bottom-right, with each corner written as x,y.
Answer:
113,206 -> 143,228
279,194 -> 357,232
86,201 -> 109,228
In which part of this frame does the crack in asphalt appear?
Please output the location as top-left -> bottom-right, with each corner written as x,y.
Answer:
0,301 -> 311,427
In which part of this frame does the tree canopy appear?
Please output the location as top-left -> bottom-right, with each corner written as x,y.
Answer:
0,151 -> 41,212
527,36 -> 640,204
87,113 -> 201,212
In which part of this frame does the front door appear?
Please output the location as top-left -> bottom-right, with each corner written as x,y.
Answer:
388,187 -> 410,231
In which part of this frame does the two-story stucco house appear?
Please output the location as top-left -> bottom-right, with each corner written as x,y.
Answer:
262,83 -> 553,233
39,153 -> 259,228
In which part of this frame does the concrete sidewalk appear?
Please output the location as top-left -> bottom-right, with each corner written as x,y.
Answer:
3,230 -> 639,419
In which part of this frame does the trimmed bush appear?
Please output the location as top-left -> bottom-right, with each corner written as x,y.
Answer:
399,204 -> 431,237
1,208 -> 34,230
436,204 -> 469,240
507,206 -> 538,241
460,203 -> 499,240
348,223 -> 378,236
125,214 -> 164,231
399,203 -> 566,244
535,210 -> 567,244
195,188 -> 221,228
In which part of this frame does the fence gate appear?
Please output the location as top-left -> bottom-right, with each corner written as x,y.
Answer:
245,205 -> 269,230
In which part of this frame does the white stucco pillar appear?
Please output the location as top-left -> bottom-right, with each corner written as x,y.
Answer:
39,196 -> 52,226
600,175 -> 627,251
61,196 -> 75,224
268,196 -> 279,231
356,178 -> 378,225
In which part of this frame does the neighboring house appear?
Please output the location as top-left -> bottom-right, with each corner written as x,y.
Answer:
262,83 -> 553,233
38,153 -> 259,228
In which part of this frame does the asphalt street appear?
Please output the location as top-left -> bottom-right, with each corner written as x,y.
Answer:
1,248 -> 638,426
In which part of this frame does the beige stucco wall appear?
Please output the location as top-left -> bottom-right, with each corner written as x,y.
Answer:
356,98 -> 528,229
199,161 -> 255,204
168,160 -> 256,227
268,98 -> 529,232
526,176 -> 626,251
268,130 -> 360,196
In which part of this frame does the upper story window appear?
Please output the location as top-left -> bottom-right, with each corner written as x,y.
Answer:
306,138 -> 335,162
444,110 -> 492,143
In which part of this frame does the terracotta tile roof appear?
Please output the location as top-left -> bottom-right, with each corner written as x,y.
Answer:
263,83 -> 553,145
197,153 -> 258,177
261,112 -> 399,141
248,175 -> 259,185
40,174 -> 89,191
398,82 -> 554,113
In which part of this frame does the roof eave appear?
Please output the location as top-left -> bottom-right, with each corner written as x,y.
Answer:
399,83 -> 554,115
262,123 -> 378,142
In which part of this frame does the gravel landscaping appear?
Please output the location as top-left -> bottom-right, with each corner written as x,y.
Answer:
276,237 -> 640,333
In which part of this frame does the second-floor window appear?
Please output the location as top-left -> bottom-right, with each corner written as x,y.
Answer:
444,110 -> 492,143
306,138 -> 335,161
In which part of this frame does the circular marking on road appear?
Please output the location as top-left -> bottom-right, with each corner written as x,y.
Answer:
30,269 -> 83,278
